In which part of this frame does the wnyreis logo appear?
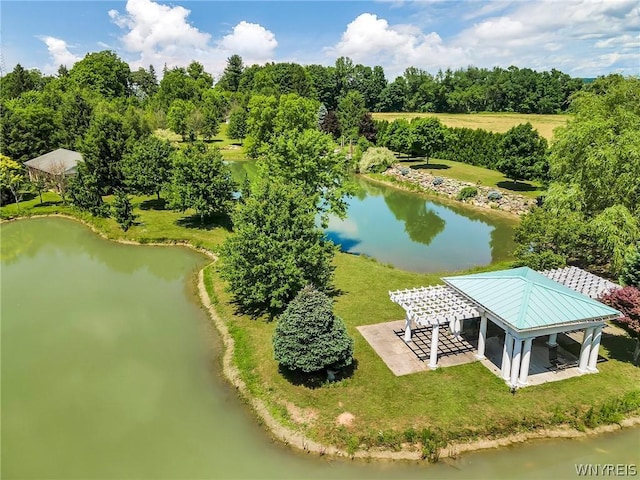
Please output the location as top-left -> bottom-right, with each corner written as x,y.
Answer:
575,464 -> 638,476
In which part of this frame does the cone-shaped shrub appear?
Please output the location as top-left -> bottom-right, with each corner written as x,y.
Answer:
273,285 -> 354,373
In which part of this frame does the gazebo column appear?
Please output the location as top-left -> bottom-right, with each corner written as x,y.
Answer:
548,333 -> 558,347
476,315 -> 488,360
587,326 -> 603,372
429,324 -> 440,369
510,339 -> 523,387
501,332 -> 514,380
403,314 -> 413,343
578,327 -> 595,373
518,338 -> 533,386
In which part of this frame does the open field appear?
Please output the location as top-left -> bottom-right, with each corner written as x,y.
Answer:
371,112 -> 570,140
399,158 -> 546,199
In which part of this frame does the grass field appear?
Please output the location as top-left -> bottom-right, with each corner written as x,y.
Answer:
398,158 -> 546,199
156,123 -> 248,161
3,190 -> 639,455
371,112 -> 570,140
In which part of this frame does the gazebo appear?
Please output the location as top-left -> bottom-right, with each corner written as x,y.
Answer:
389,267 -> 621,387
24,148 -> 84,181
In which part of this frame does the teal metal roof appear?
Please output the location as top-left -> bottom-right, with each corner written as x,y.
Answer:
443,267 -> 620,331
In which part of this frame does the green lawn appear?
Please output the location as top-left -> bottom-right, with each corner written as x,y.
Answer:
398,158 -> 546,199
0,192 -> 230,252
207,253 -> 640,452
155,124 -> 248,161
372,112 -> 570,141
4,183 -> 638,456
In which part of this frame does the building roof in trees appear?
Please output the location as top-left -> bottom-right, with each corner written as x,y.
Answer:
24,148 -> 84,175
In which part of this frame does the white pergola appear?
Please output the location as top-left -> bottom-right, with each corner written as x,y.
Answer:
541,266 -> 620,299
389,286 -> 479,369
389,266 -> 622,387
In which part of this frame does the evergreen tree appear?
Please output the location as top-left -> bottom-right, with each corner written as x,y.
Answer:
273,285 -> 354,374
217,54 -> 244,92
111,189 -> 136,231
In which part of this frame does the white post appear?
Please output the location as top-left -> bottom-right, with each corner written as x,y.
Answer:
501,332 -> 513,380
429,324 -> 440,369
518,338 -> 533,386
476,315 -> 487,359
403,314 -> 412,343
578,328 -> 594,373
510,339 -> 523,387
548,333 -> 558,347
587,326 -> 603,373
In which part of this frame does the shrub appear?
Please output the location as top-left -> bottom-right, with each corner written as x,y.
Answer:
111,190 -> 136,231
487,190 -> 503,201
620,244 -> 640,287
599,286 -> 640,365
358,146 -> 396,174
432,176 -> 443,186
273,285 -> 354,374
456,186 -> 478,201
513,250 -> 567,271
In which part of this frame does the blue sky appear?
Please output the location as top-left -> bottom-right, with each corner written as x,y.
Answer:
2,0 -> 639,80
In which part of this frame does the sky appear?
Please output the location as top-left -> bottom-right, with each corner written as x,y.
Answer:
1,0 -> 639,80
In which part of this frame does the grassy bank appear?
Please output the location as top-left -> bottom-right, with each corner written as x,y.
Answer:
205,255 -> 640,454
371,112 -> 569,141
395,158 -> 546,199
3,187 -> 639,458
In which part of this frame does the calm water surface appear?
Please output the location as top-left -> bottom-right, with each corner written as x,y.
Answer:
229,161 -> 517,272
1,218 -> 638,479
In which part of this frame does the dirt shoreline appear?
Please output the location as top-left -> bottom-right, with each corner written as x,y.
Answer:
195,269 -> 640,461
4,214 -> 639,461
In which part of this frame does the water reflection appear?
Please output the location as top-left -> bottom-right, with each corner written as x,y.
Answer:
228,161 -> 517,273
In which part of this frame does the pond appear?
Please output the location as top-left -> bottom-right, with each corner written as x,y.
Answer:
2,218 -> 638,479
228,161 -> 517,273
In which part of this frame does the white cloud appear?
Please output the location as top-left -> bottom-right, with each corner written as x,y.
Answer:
328,1 -> 640,77
108,0 -> 277,79
219,21 -> 278,59
39,36 -> 81,73
326,13 -> 466,78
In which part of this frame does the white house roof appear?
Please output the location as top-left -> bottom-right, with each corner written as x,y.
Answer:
24,149 -> 84,175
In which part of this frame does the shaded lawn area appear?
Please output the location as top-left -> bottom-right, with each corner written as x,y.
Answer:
155,124 -> 248,162
371,112 -> 570,141
206,253 -> 640,450
401,158 -> 546,199
0,191 -> 230,252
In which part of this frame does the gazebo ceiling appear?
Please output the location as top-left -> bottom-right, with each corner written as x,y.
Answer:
443,267 -> 620,332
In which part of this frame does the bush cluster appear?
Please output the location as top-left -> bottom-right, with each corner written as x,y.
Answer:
456,186 -> 478,201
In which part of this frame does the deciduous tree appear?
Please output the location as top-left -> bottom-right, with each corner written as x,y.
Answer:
122,136 -> 174,199
259,129 -> 353,222
220,179 -> 335,317
166,143 -> 235,221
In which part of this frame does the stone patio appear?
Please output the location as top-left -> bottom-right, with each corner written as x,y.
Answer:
357,319 -> 597,386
